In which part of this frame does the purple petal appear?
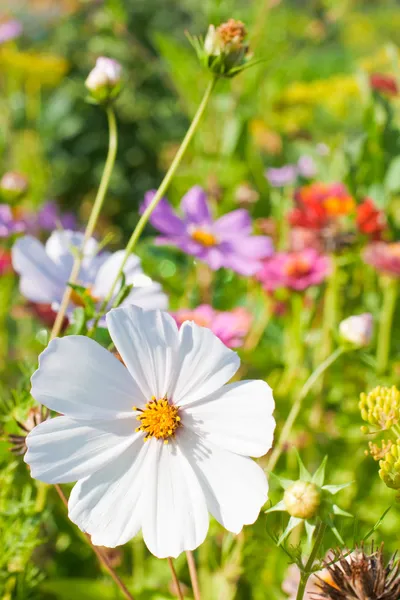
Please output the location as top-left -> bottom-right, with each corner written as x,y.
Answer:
213,209 -> 252,238
141,191 -> 186,237
221,252 -> 263,276
233,236 -> 274,260
180,186 -> 212,225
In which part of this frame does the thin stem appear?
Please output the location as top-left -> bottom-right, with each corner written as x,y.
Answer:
295,522 -> 326,600
268,346 -> 346,472
90,77 -> 217,333
54,485 -> 135,600
167,557 -> 184,600
376,276 -> 398,374
50,106 -> 118,340
321,256 -> 339,361
186,551 -> 201,600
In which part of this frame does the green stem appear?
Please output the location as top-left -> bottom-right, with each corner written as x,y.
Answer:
50,106 -> 118,340
295,522 -> 326,600
321,255 -> 340,361
376,276 -> 398,374
90,77 -> 217,333
277,293 -> 304,395
268,346 -> 346,472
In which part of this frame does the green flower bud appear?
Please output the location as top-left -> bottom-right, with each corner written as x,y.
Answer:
0,171 -> 29,204
283,481 -> 321,519
379,442 -> 400,492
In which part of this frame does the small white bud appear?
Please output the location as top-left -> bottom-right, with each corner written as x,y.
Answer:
204,25 -> 221,56
85,57 -> 122,102
339,313 -> 373,347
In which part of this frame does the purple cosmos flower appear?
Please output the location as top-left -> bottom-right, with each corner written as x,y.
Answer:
0,204 -> 25,238
0,19 -> 22,44
172,304 -> 252,349
265,165 -> 298,187
363,242 -> 400,277
141,186 -> 273,276
257,249 -> 331,292
36,201 -> 77,232
297,155 -> 317,179
12,230 -> 168,322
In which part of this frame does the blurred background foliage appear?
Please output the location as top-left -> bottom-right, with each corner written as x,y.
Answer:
2,0 -> 400,599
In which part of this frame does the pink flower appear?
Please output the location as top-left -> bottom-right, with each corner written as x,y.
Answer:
257,249 -> 331,292
171,304 -> 252,348
0,248 -> 12,275
363,242 -> 400,277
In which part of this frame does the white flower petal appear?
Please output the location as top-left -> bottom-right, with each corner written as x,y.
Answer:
45,230 -> 97,265
184,380 -> 275,457
142,440 -> 209,558
171,322 -> 240,407
92,251 -> 142,300
179,428 -> 268,534
31,335 -> 145,418
12,236 -> 65,303
25,416 -> 138,483
122,281 -> 169,311
69,437 -> 150,547
106,306 -> 179,400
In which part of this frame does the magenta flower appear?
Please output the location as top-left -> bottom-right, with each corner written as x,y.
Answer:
257,249 -> 331,292
172,304 -> 252,348
363,242 -> 400,277
0,205 -> 25,238
142,186 -> 273,275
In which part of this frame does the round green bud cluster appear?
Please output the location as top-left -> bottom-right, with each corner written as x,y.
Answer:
379,442 -> 400,494
283,481 -> 321,519
359,385 -> 400,432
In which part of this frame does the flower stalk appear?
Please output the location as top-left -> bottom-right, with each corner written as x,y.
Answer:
376,275 -> 398,374
295,521 -> 326,600
186,550 -> 201,600
50,105 -> 118,340
167,558 -> 184,600
268,346 -> 346,472
90,77 -> 217,333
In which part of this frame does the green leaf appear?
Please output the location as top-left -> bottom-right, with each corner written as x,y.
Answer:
362,505 -> 392,541
66,307 -> 86,335
332,504 -> 353,518
294,450 -> 312,482
40,579 -> 124,599
322,482 -> 352,495
304,520 -> 316,548
268,471 -> 295,490
35,329 -> 49,347
278,516 -> 303,546
385,156 -> 400,193
265,499 -> 287,514
312,456 -> 328,487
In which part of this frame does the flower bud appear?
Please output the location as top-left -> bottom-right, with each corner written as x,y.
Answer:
379,442 -> 400,492
189,19 -> 251,79
359,385 -> 400,432
339,313 -> 373,347
283,481 -> 321,519
85,57 -> 122,104
0,171 -> 29,203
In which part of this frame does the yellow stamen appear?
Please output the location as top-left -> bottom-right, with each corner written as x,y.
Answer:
70,286 -> 99,307
191,229 -> 217,247
133,397 -> 181,442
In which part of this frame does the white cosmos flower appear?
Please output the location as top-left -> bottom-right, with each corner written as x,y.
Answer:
25,305 -> 275,558
12,230 -> 168,321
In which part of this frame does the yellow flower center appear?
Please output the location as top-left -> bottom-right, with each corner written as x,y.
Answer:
191,229 -> 217,247
134,397 -> 181,443
70,287 -> 99,308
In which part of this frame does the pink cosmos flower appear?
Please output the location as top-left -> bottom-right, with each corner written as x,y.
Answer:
141,186 -> 273,276
257,249 -> 331,292
363,242 -> 400,277
0,248 -> 12,275
0,205 -> 25,238
172,305 -> 252,348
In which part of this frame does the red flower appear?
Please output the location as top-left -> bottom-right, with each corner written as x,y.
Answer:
369,73 -> 398,96
356,198 -> 386,238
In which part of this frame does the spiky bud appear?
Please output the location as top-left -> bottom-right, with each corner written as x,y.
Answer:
283,481 -> 321,519
189,19 -> 251,79
359,385 -> 400,432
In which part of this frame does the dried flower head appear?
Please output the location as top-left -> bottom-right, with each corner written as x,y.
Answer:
312,544 -> 400,599
8,406 -> 50,456
359,386 -> 400,433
